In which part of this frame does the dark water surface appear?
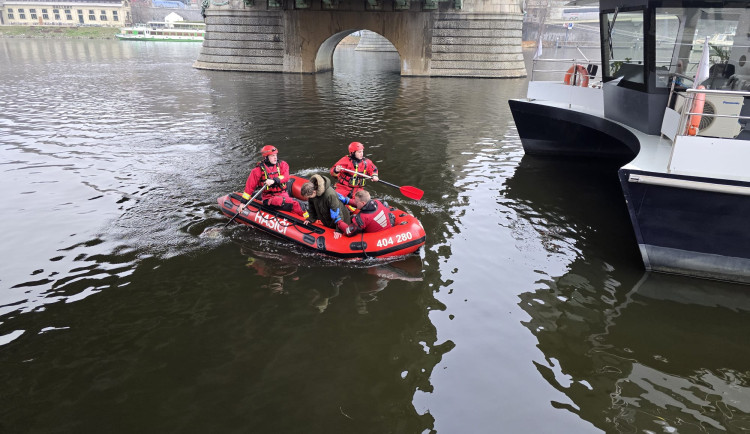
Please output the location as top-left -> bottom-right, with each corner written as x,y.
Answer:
2,39 -> 749,433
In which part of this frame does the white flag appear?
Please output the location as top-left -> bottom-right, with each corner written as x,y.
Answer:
693,38 -> 710,87
534,33 -> 543,60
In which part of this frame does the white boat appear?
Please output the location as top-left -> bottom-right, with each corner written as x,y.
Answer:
509,0 -> 750,284
116,20 -> 205,42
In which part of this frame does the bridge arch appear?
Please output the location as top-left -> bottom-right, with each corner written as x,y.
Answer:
196,0 -> 527,78
314,30 -> 400,73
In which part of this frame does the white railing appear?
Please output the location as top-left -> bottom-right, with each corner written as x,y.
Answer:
530,58 -> 602,85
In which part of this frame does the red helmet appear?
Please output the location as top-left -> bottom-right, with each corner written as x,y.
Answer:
261,145 -> 278,157
348,142 -> 364,153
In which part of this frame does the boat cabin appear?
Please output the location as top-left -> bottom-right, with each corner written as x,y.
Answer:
599,0 -> 750,136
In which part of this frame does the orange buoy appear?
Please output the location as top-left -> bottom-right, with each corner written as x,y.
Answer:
564,64 -> 590,87
687,85 -> 706,136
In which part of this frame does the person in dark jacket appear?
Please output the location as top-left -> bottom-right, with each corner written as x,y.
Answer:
300,174 -> 351,228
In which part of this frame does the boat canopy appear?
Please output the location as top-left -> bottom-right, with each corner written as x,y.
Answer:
597,0 -> 750,133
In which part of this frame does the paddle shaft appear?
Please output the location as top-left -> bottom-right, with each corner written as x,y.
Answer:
338,168 -> 423,200
224,188 -> 263,227
339,168 -> 384,183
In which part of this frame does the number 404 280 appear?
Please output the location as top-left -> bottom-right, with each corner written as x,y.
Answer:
376,232 -> 413,247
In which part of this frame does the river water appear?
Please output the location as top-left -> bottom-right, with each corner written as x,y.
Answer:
1,38 -> 750,433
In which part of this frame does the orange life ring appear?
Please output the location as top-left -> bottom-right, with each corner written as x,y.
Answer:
687,85 -> 706,136
564,64 -> 589,87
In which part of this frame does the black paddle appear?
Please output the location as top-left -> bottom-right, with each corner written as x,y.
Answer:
339,168 -> 424,200
224,189 -> 263,227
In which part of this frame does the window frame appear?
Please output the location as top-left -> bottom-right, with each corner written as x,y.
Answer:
600,6 -> 651,92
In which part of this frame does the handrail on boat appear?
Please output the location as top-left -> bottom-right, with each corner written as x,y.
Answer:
684,88 -> 750,98
531,58 -> 602,82
532,58 -> 602,64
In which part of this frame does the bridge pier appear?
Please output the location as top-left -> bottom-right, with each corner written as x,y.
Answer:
194,0 -> 525,78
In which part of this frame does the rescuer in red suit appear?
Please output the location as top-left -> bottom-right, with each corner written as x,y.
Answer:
330,141 -> 379,199
333,190 -> 395,236
239,145 -> 306,217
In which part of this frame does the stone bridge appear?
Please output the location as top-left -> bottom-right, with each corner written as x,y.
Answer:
193,0 -> 526,78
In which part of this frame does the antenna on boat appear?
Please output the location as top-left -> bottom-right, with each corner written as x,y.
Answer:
607,7 -> 619,60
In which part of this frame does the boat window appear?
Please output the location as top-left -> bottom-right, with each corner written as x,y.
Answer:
655,11 -> 681,88
657,7 -> 743,90
602,10 -> 645,85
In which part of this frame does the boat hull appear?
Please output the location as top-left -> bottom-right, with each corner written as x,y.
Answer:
619,168 -> 750,284
217,177 -> 426,259
508,99 -> 639,161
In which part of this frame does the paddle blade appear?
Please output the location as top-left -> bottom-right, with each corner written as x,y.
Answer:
400,185 -> 424,200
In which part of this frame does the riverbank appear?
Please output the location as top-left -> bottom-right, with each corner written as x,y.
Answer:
0,26 -> 119,39
0,26 -> 363,42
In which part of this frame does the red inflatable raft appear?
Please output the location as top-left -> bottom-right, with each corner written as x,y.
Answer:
218,176 -> 426,259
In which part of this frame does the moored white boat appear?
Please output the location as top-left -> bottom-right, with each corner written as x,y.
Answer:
509,0 -> 750,284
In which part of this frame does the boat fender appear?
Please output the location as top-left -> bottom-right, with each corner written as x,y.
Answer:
564,64 -> 589,87
687,85 -> 706,136
350,241 -> 367,251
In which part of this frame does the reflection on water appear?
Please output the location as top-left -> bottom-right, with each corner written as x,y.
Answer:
508,156 -> 750,432
0,40 -> 446,433
1,39 -> 749,433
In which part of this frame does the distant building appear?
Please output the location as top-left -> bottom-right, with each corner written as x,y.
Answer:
0,0 -> 132,26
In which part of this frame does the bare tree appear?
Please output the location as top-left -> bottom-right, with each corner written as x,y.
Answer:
130,0 -> 151,25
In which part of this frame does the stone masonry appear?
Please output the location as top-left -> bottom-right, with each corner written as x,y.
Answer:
193,0 -> 525,78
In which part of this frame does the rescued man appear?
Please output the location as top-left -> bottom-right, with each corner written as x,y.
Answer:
300,174 -> 351,228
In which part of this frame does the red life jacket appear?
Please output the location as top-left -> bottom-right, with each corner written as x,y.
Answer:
257,161 -> 287,193
337,157 -> 370,188
348,200 -> 394,235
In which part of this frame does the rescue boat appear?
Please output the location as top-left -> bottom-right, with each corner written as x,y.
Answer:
217,176 -> 426,259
